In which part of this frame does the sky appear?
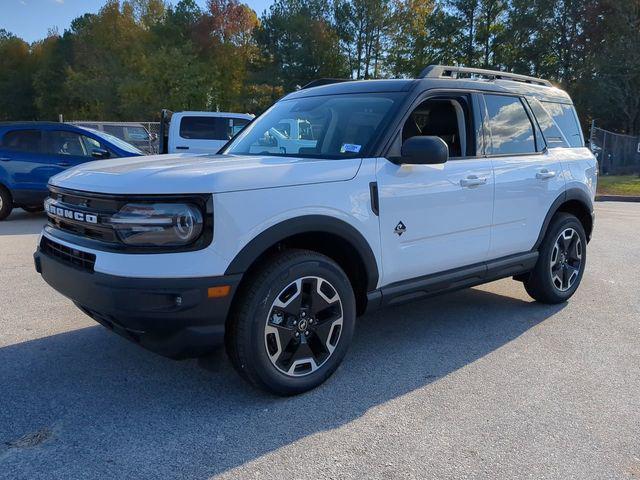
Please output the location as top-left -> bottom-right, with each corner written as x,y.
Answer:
0,0 -> 274,43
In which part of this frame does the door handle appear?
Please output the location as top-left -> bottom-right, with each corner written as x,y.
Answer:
536,169 -> 556,179
175,146 -> 189,150
460,176 -> 487,187
58,162 -> 71,167
0,157 -> 10,161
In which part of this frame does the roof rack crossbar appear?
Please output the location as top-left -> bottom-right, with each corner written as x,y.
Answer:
418,65 -> 552,87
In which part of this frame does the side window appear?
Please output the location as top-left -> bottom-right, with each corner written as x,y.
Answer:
230,118 -> 250,138
274,122 -> 291,138
82,135 -> 103,152
484,95 -> 536,155
47,131 -> 89,156
180,117 -> 251,141
526,97 -> 568,148
1,130 -> 43,153
541,101 -> 584,147
123,126 -> 150,142
180,116 -> 227,140
298,120 -> 315,140
103,125 -> 125,140
400,95 -> 475,158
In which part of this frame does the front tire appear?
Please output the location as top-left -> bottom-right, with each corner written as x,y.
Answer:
0,186 -> 13,221
226,250 -> 356,395
524,213 -> 587,304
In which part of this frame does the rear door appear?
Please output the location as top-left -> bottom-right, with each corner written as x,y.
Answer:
0,129 -> 50,192
484,94 -> 566,258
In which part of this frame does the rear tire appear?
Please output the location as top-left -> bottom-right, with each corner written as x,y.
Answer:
0,186 -> 13,221
226,249 -> 356,396
524,213 -> 587,304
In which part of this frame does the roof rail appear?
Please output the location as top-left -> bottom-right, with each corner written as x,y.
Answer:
418,65 -> 552,87
0,121 -> 63,125
301,78 -> 351,90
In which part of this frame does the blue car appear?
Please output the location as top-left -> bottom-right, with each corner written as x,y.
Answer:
0,122 -> 143,220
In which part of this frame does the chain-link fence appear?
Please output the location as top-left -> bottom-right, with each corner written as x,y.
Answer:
71,121 -> 161,155
590,123 -> 640,175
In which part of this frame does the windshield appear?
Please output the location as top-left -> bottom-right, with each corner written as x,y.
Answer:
223,93 -> 401,158
81,127 -> 144,155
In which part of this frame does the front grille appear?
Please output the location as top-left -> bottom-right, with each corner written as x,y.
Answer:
48,216 -> 118,243
47,187 -> 122,245
41,236 -> 96,272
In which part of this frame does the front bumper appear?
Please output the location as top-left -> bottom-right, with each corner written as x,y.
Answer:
34,247 -> 242,359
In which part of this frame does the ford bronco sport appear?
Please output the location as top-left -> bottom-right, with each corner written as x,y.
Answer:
34,66 -> 597,395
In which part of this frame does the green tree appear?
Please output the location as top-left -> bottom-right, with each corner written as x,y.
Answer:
578,0 -> 640,134
447,0 -> 480,65
476,0 -> 506,67
334,0 -> 392,78
0,30 -> 37,120
386,0 -> 460,77
256,0 -> 347,89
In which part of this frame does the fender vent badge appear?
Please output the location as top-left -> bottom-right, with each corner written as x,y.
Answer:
394,221 -> 406,236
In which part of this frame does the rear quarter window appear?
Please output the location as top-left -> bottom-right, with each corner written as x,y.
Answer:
541,101 -> 584,147
526,98 -> 568,148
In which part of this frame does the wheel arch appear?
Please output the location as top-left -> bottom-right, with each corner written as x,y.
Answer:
533,188 -> 594,250
0,179 -> 12,200
225,215 -> 379,315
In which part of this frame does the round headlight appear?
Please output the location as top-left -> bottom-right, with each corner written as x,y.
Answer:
109,203 -> 204,246
174,206 -> 199,241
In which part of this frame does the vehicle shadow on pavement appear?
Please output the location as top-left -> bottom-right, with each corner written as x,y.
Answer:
0,210 -> 46,236
0,287 -> 564,479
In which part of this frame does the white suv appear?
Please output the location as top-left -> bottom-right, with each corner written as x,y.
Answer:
34,66 -> 597,395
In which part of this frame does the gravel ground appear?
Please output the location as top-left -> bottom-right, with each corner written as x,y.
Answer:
0,203 -> 639,480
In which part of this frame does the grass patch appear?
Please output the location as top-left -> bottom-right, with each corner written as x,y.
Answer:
597,175 -> 640,196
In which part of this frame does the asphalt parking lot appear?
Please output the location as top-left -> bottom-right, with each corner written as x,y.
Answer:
1,202 -> 639,479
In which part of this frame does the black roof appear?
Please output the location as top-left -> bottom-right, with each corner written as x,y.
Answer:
285,79 -> 416,100
285,66 -> 572,104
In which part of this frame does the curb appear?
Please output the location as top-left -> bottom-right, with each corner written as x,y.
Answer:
595,195 -> 640,202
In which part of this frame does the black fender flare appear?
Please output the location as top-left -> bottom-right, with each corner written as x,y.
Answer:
224,215 -> 380,292
532,187 -> 594,250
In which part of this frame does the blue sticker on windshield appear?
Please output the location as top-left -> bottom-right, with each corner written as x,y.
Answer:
341,143 -> 361,153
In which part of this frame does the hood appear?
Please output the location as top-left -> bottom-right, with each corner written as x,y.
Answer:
49,154 -> 362,194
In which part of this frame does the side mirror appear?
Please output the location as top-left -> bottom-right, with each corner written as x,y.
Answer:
399,136 -> 449,165
91,148 -> 110,159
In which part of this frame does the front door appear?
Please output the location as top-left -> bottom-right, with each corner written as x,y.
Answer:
44,130 -> 100,180
376,93 -> 494,286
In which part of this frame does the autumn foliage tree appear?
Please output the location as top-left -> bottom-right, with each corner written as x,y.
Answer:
0,0 -> 638,135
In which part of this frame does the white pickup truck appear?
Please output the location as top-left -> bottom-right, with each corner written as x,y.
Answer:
160,110 -> 254,154
247,118 -> 317,155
